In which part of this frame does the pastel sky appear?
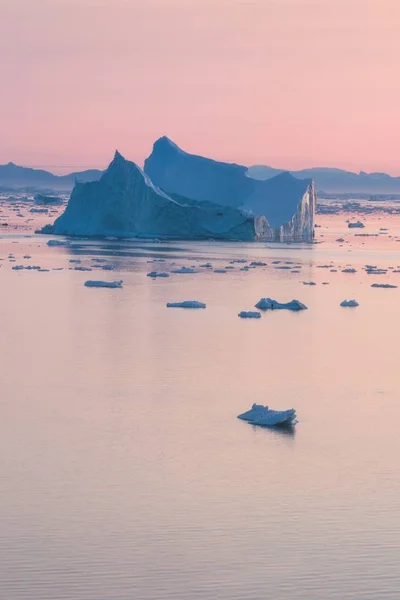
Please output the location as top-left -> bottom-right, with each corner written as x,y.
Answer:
1,0 -> 400,173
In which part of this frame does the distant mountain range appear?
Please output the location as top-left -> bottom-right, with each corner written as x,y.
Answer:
0,162 -> 103,191
2,154 -> 400,195
247,165 -> 400,195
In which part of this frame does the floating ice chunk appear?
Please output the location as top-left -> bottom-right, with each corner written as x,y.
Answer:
69,259 -> 81,263
84,280 -> 123,288
74,266 -> 92,271
23,255 -> 31,259
171,267 -> 196,274
371,283 -> 397,289
12,265 -> 24,270
348,221 -> 365,228
237,403 -> 297,427
38,268 -> 50,272
101,265 -> 116,270
92,258 -> 107,262
302,281 -> 316,285
340,299 -> 359,307
342,268 -> 357,273
199,263 -> 212,268
230,259 -> 247,264
336,238 -> 345,242
255,298 -> 307,311
47,239 -> 70,247
166,301 -> 206,308
30,207 -> 48,214
238,311 -> 261,319
250,261 -> 267,267
147,271 -> 170,278
213,269 -> 227,273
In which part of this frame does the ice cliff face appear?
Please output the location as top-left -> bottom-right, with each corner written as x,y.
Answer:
144,136 -> 255,207
44,152 -> 260,240
145,137 -> 315,242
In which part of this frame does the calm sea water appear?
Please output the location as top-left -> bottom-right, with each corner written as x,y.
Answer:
1,212 -> 400,599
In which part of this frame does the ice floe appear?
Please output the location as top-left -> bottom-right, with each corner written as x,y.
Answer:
166,301 -> 206,308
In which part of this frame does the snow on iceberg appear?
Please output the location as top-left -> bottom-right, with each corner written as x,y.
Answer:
340,299 -> 359,307
166,301 -> 206,308
84,280 -> 123,288
238,311 -> 261,319
255,298 -> 307,311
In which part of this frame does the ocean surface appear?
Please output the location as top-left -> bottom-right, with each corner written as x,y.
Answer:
1,209 -> 400,599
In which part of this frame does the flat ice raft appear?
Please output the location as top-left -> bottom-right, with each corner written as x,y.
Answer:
166,301 -> 206,308
238,403 -> 297,427
84,280 -> 123,288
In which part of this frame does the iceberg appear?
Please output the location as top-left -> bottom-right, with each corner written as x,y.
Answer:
238,311 -> 261,319
144,137 -> 316,243
171,266 -> 196,274
41,152 -> 262,241
342,268 -> 357,273
348,221 -> 365,228
255,298 -> 307,311
84,280 -> 123,288
147,271 -> 170,278
34,194 -> 63,206
340,299 -> 359,307
237,403 -> 297,427
166,301 -> 206,308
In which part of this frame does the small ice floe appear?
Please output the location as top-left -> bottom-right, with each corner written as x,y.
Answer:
213,269 -> 227,273
250,261 -> 267,267
92,258 -> 107,263
237,403 -> 297,427
291,270 -> 300,273
336,238 -> 345,242
147,271 -> 170,278
371,283 -> 397,289
84,280 -> 123,288
171,267 -> 196,274
38,268 -> 50,272
302,281 -> 316,285
199,263 -> 213,268
272,260 -> 281,264
23,255 -> 31,259
342,268 -> 357,273
47,239 -> 69,247
275,266 -> 292,270
317,265 -> 331,269
230,259 -> 247,264
255,298 -> 307,311
74,266 -> 92,271
166,301 -> 206,309
238,311 -> 261,319
365,269 -> 387,275
101,265 -> 116,271
348,221 -> 365,228
69,259 -> 81,263
30,208 -> 48,214
340,299 -> 359,307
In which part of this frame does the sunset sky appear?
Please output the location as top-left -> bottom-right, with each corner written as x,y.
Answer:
1,0 -> 400,173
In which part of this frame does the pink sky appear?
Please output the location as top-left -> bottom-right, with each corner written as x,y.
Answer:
1,0 -> 400,174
